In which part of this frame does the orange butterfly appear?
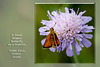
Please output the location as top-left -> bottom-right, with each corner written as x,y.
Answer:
43,28 -> 60,48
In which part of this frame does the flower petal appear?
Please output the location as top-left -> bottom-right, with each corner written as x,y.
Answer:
85,26 -> 95,29
59,9 -> 61,14
41,38 -> 46,46
62,40 -> 66,51
69,42 -> 72,50
65,7 -> 69,14
41,20 -> 47,25
47,21 -> 55,28
81,16 -> 92,24
83,34 -> 93,39
51,11 -> 58,17
75,49 -> 80,55
47,10 -> 52,18
80,41 -> 84,47
40,32 -> 50,36
39,26 -> 50,32
74,40 -> 82,51
82,38 -> 92,48
70,9 -> 75,15
78,11 -> 86,16
49,48 -> 56,52
81,28 -> 92,33
66,48 -> 73,57
57,45 -> 61,53
75,36 -> 82,41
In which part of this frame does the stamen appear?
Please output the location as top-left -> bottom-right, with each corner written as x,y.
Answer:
77,8 -> 79,14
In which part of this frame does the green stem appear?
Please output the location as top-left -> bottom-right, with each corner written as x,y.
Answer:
72,47 -> 79,63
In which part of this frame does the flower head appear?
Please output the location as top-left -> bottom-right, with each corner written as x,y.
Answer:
39,7 -> 94,57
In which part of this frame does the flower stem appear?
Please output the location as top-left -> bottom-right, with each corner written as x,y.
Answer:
73,47 -> 79,63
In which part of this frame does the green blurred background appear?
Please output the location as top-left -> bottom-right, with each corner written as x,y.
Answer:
1,0 -> 100,67
35,4 -> 95,63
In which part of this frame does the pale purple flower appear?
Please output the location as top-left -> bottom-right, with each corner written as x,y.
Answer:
39,7 -> 94,57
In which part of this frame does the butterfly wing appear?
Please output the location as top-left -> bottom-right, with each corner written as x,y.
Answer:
54,33 -> 60,46
43,33 -> 52,48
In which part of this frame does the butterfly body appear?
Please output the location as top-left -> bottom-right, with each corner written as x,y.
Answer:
43,28 -> 60,48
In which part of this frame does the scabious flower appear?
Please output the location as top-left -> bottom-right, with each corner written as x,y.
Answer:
39,7 -> 94,57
